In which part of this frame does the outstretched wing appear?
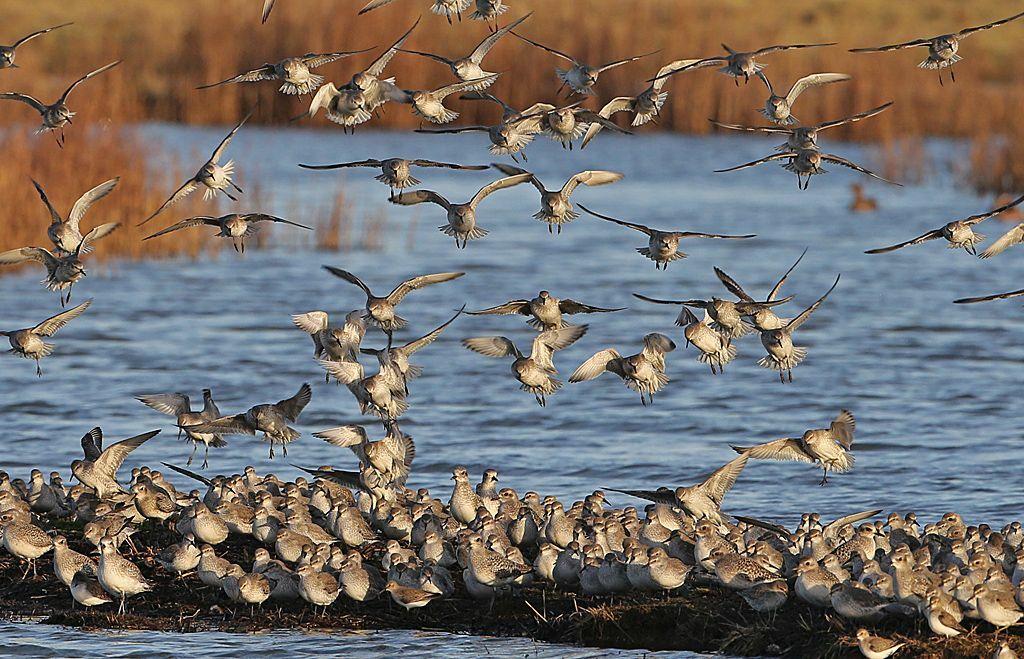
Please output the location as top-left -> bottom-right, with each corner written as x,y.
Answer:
650,58 -> 703,90
785,72 -> 850,105
597,50 -> 658,73
0,92 -> 47,113
470,12 -> 532,63
389,189 -> 452,210
81,427 -> 103,461
302,48 -> 377,68
161,461 -> 213,487
32,298 -> 92,336
786,274 -> 840,332
95,430 -> 161,478
276,383 -> 312,421
814,102 -> 894,131
957,10 -> 1024,38
820,154 -> 902,186
559,299 -> 625,315
562,170 -> 624,197
577,203 -> 653,235
512,32 -> 577,63
298,159 -> 384,170
210,108 -> 254,163
823,508 -> 883,537
699,453 -> 749,504
69,178 -> 119,231
462,335 -> 517,359
864,229 -> 943,254
387,271 -> 465,305
11,22 -> 72,49
136,393 -> 192,417
830,409 -> 856,450
964,192 -> 1024,227
410,159 -> 489,171
358,0 -> 398,15
320,359 -> 365,385
731,438 -> 812,463
245,213 -> 313,231
187,414 -> 255,436
568,348 -> 621,382
752,42 -> 836,57
715,152 -> 794,173
466,299 -> 531,316
138,179 -> 201,226
60,60 -> 121,103
980,223 -> 1024,259
954,288 -> 1024,304
849,38 -> 931,53
605,486 -> 677,506
261,0 -> 276,23
709,119 -> 792,135
714,267 -> 754,302
470,173 -> 533,207
0,246 -> 59,269
322,266 -> 374,297
196,64 -> 277,89
768,248 -> 808,301
313,425 -> 367,448
363,18 -> 420,76
143,217 -> 219,241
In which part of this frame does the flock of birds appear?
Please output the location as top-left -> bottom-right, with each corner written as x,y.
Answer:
2,4 -> 1024,658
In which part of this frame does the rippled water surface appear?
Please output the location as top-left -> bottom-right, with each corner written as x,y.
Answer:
1,125 -> 1021,655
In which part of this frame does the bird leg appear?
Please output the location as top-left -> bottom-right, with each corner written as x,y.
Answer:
202,445 -> 210,469
787,369 -> 793,383
231,180 -> 244,194
35,360 -> 42,377
186,442 -> 197,466
269,441 -> 276,460
950,67 -> 955,83
818,469 -> 829,487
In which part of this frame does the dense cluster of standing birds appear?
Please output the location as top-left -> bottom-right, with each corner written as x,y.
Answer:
2,4 -> 1024,657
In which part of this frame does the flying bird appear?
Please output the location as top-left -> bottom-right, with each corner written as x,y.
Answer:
756,72 -> 850,125
850,10 -> 1024,84
710,102 -> 894,153
387,75 -> 499,124
323,267 -> 464,340
0,23 -> 72,69
463,326 -> 587,406
136,390 -> 225,468
865,194 -> 1024,256
0,225 -> 118,306
513,32 -> 657,95
569,333 -> 676,405
197,48 -> 375,96
954,288 -> 1024,304
359,0 -> 471,24
716,148 -> 900,190
732,410 -> 856,486
292,310 -> 367,365
389,173 -> 533,247
0,60 -> 120,146
1,299 -> 91,376
139,109 -> 254,226
72,428 -> 162,499
491,163 -> 623,233
143,213 -> 312,253
468,290 -> 623,330
712,249 -> 807,331
650,42 -> 836,85
757,275 -> 840,382
579,203 -> 756,269
32,177 -> 120,255
631,292 -> 790,344
298,157 -> 488,194
359,305 -> 464,394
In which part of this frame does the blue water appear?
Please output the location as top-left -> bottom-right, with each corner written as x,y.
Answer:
1,125 -> 1020,655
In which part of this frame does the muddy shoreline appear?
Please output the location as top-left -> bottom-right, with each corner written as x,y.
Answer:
1,525 -> 1020,659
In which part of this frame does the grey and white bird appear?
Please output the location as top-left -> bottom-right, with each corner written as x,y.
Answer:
470,0 -> 509,26
183,383 -> 312,459
143,213 -> 312,253
360,305 -> 464,394
320,359 -> 409,421
139,109 -> 253,225
732,410 -> 855,486
531,103 -> 632,149
632,291 -> 790,344
32,177 -> 119,255
314,422 -> 415,486
850,10 -> 1024,84
649,42 -> 835,85
397,13 -> 530,87
855,629 -> 904,659
359,0 -> 470,24
97,536 -> 151,614
582,59 -> 701,148
197,48 -> 375,95
386,75 -> 499,124
712,249 -> 806,331
756,275 -> 840,382
866,194 -> 1024,256
0,225 -> 116,306
0,60 -> 120,146
323,268 -> 464,340
513,32 -> 656,95
135,390 -> 225,468
298,157 -> 489,194
674,307 -> 737,374
2,299 -> 91,376
491,164 -> 623,233
569,333 -> 676,405
71,428 -> 161,499
292,310 -> 366,365
463,325 -> 588,406
0,23 -> 72,69
716,148 -> 900,190
468,290 -> 623,331
608,453 -> 749,524
580,204 -> 755,269
389,173 -> 533,248
711,102 -> 894,153
756,72 -> 850,125
416,92 -> 553,160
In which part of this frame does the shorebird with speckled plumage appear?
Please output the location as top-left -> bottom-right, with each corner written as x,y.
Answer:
139,109 -> 253,225
320,359 -> 409,420
850,10 -> 1024,85
198,47 -> 375,95
569,333 -> 675,405
360,306 -> 463,395
292,310 -> 366,367
463,325 -> 588,406
469,290 -> 623,331
632,289 -> 789,346
323,268 -> 464,342
711,102 -> 893,153
32,177 -> 119,256
673,307 -> 737,374
607,453 -> 749,525
136,390 -> 224,468
756,72 -> 849,125
513,32 -> 656,96
866,194 -> 1024,257
299,157 -> 489,195
143,212 -> 312,253
712,250 -> 806,331
315,422 -> 415,487
184,383 -> 312,459
650,42 -> 835,85
756,275 -> 840,382
0,512 -> 52,577
855,629 -> 905,659
716,148 -> 900,190
70,568 -> 113,608
2,299 -> 91,376
579,204 -> 755,269
732,410 -> 856,486
0,60 -> 119,146
71,429 -> 161,499
97,536 -> 151,613
388,75 -> 500,124
389,173 -> 533,248
490,164 -> 623,232
398,13 -> 530,87
0,225 -> 117,306
385,581 -> 442,610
